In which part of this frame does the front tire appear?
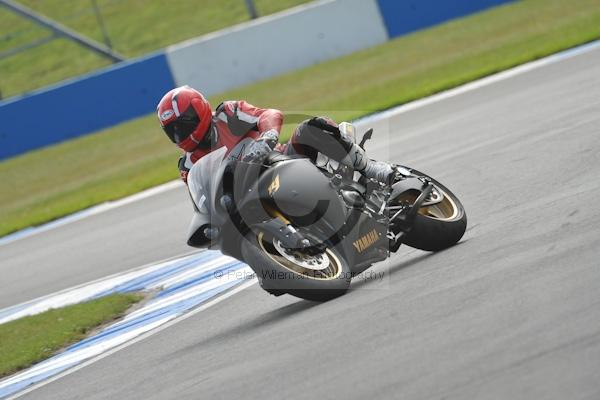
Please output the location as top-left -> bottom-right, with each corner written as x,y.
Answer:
241,231 -> 351,301
397,170 -> 467,251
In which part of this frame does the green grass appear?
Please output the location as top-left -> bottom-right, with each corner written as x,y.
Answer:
1,0 -> 600,237
0,0 -> 311,99
0,293 -> 142,378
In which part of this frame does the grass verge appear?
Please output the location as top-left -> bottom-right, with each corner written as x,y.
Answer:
1,0 -> 600,237
0,293 -> 142,378
0,0 -> 310,98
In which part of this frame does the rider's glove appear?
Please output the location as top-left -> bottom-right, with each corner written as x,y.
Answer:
258,129 -> 279,147
242,137 -> 274,163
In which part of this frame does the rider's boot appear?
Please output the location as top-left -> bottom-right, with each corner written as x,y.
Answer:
339,143 -> 395,184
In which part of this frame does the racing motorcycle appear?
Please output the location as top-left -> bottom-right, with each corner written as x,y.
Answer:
186,120 -> 467,301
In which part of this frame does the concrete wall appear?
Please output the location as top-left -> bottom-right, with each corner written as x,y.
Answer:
0,0 -> 513,160
166,0 -> 388,96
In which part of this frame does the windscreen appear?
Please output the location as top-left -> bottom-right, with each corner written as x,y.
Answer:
187,146 -> 227,216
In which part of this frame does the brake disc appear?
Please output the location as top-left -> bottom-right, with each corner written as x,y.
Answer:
273,240 -> 329,271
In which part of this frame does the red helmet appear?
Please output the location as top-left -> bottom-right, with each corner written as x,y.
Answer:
157,86 -> 213,152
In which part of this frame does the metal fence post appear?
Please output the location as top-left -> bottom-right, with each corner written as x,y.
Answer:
0,0 -> 124,62
91,0 -> 113,50
245,0 -> 258,19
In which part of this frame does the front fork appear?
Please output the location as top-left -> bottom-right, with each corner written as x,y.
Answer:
387,180 -> 434,252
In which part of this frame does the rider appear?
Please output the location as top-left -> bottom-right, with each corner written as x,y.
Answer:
156,85 -> 394,184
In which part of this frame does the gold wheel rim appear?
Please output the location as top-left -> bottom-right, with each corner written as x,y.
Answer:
395,188 -> 459,222
257,232 -> 343,281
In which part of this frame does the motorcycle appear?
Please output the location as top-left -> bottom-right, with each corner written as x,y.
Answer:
186,120 -> 467,301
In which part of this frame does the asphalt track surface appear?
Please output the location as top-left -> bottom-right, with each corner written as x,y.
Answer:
4,46 -> 600,399
0,187 -> 192,308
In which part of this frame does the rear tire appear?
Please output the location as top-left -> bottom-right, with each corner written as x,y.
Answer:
241,231 -> 351,301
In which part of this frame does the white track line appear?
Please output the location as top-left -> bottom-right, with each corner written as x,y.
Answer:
0,180 -> 184,247
355,39 -> 600,126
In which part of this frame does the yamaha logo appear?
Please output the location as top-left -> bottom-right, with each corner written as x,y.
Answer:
353,229 -> 379,253
268,174 -> 280,196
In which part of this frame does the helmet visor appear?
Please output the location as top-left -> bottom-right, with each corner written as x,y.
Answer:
163,106 -> 200,144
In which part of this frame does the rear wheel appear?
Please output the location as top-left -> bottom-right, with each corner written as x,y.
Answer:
395,170 -> 467,251
241,231 -> 351,301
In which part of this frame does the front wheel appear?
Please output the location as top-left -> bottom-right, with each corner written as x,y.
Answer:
396,169 -> 467,251
241,231 -> 351,301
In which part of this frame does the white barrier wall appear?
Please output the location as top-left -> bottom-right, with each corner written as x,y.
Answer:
165,0 -> 388,96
